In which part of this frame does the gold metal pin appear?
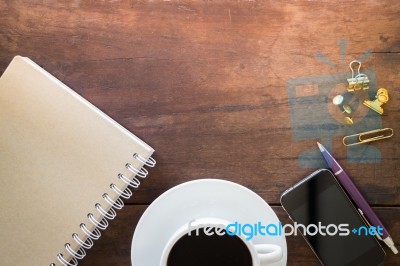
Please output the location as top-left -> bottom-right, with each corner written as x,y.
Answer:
347,60 -> 369,92
342,104 -> 352,114
343,117 -> 354,126
363,88 -> 389,115
343,128 -> 394,146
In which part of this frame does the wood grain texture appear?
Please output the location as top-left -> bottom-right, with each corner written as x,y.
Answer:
0,0 -> 399,265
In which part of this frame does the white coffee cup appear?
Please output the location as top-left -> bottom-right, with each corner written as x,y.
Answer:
160,217 -> 283,266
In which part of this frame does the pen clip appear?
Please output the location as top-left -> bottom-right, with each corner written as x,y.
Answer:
357,208 -> 382,240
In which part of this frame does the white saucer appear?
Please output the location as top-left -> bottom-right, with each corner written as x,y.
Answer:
131,179 -> 287,265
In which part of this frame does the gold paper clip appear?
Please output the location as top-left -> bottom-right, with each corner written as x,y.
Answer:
343,128 -> 394,146
347,60 -> 369,92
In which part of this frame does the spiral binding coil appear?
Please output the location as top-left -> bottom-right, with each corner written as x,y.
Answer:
51,154 -> 155,266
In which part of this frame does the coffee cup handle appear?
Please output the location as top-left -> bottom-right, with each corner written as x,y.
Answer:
254,244 -> 283,265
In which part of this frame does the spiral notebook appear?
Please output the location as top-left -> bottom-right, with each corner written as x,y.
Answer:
0,56 -> 155,266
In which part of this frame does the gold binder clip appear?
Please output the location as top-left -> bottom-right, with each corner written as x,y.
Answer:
363,88 -> 389,115
347,60 -> 369,92
343,128 -> 394,146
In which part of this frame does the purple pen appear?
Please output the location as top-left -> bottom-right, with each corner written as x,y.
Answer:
317,142 -> 398,254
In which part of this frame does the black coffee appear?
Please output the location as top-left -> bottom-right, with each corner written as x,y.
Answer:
167,227 -> 252,266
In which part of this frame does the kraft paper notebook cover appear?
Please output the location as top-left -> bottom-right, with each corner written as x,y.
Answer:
0,56 -> 155,266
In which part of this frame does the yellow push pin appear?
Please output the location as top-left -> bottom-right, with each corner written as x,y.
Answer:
343,117 -> 354,126
363,88 -> 389,115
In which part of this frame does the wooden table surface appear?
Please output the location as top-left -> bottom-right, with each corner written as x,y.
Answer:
1,1 -> 399,265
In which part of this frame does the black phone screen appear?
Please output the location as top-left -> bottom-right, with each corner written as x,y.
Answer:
281,169 -> 385,266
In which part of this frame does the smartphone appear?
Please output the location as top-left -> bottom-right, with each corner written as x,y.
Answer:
280,169 -> 385,266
